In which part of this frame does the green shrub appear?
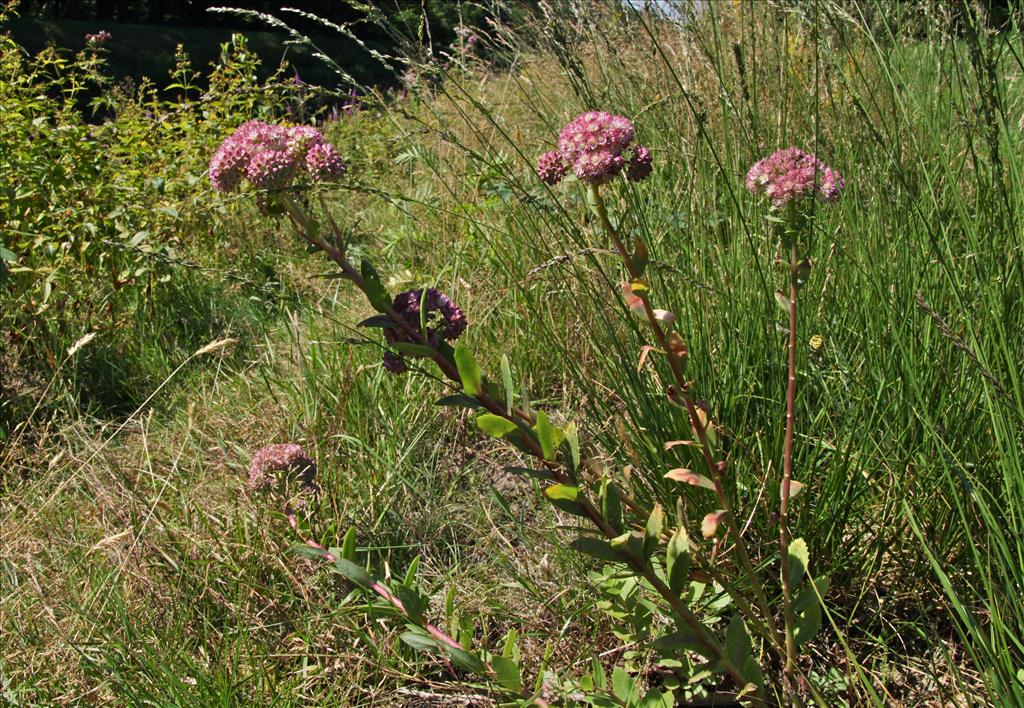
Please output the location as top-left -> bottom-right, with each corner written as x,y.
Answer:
0,21 -> 309,429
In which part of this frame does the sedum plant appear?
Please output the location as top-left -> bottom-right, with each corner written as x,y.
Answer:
214,112 -> 844,705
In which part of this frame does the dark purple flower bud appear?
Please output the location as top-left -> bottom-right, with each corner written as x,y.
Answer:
381,288 -> 467,375
382,351 -> 408,373
626,145 -> 653,182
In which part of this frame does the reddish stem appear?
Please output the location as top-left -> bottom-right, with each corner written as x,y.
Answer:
779,242 -> 799,677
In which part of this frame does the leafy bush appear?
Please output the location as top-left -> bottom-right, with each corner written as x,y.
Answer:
0,19 -> 315,429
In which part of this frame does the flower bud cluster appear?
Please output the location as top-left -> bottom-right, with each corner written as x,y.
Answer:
209,120 -> 347,193
537,111 -> 653,186
745,147 -> 844,207
383,288 -> 467,374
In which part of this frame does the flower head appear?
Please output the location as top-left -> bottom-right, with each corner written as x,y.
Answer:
85,30 -> 111,46
382,288 -> 467,374
208,120 -> 347,193
208,139 -> 250,193
536,150 -> 568,186
286,125 -> 324,158
306,142 -> 348,182
540,111 -> 649,186
247,443 -> 319,512
246,148 -> 298,190
572,150 -> 625,185
558,112 -> 635,163
745,147 -> 844,207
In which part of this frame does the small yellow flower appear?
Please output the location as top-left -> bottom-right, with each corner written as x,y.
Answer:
809,334 -> 824,353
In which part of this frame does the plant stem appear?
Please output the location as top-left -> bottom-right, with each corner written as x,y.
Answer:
779,241 -> 799,679
287,193 -> 761,697
589,186 -> 782,651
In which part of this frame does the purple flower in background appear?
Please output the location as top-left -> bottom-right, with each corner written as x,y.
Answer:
539,111 -> 652,186
382,351 -> 408,374
382,288 -> 467,374
342,88 -> 360,116
246,442 -> 315,497
85,30 -> 111,47
745,147 -> 845,207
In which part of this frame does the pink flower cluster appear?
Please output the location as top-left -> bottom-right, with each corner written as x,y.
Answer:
85,30 -> 112,46
247,443 -> 319,511
536,111 -> 653,186
209,120 -> 347,193
745,147 -> 844,207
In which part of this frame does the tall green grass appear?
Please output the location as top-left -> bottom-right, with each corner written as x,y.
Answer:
286,0 -> 1023,700
4,0 -> 1024,702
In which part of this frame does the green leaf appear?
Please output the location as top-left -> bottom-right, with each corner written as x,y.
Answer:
476,413 -> 517,438
570,537 -> 622,563
793,596 -> 822,648
0,246 -> 17,263
787,538 -> 809,589
393,341 -> 435,358
534,410 -> 557,461
639,688 -> 674,708
609,530 -> 645,558
340,527 -> 357,561
564,421 -> 580,471
290,544 -> 330,561
400,630 -> 440,653
793,577 -> 828,647
333,558 -> 373,588
611,666 -> 635,702
445,645 -> 487,675
544,484 -> 588,518
357,314 -> 395,329
725,615 -> 753,671
499,354 -> 514,415
666,527 -> 690,596
360,260 -> 391,312
725,615 -> 764,688
435,394 -> 483,409
654,631 -> 715,659
601,480 -> 624,534
644,504 -> 664,557
544,484 -> 579,502
393,584 -> 426,624
501,628 -> 519,659
454,343 -> 482,395
403,555 -> 421,585
490,654 -> 522,692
